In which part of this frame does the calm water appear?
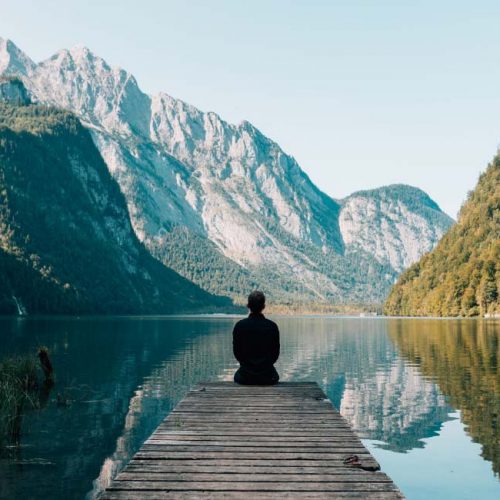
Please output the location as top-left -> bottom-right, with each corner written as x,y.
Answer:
0,316 -> 498,500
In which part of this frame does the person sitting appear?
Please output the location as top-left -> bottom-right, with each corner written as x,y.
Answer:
233,291 -> 280,385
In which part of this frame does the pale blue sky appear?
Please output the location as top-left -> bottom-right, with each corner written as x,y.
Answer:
2,0 -> 500,217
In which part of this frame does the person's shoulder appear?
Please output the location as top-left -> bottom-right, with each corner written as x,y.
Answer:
264,317 -> 279,329
234,317 -> 250,328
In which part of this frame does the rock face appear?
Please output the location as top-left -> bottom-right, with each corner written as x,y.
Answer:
385,159 -> 499,316
0,101 -> 231,314
0,77 -> 31,105
339,185 -> 452,273
0,38 -> 35,76
0,37 -> 454,304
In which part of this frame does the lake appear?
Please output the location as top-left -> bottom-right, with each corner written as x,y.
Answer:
0,316 -> 498,499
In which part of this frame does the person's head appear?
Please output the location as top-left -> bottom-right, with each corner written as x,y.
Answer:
247,290 -> 266,314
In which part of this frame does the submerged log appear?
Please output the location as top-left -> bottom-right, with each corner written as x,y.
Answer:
38,347 -> 53,384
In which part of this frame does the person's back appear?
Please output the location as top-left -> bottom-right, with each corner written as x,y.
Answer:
233,291 -> 280,385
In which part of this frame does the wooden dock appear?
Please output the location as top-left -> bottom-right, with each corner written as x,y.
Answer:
102,382 -> 404,499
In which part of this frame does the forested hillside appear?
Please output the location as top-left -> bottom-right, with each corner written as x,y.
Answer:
384,159 -> 499,317
0,103 -> 232,314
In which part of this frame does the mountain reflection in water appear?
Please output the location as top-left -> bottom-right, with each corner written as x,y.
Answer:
0,316 -> 498,500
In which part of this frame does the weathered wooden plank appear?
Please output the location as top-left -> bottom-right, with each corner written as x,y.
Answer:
161,424 -> 351,429
103,494 -> 402,499
180,393 -> 329,399
147,433 -> 362,440
157,427 -> 356,433
190,390 -> 324,394
192,388 -> 324,391
124,465 -> 385,474
173,408 -> 335,413
148,436 -> 358,442
182,392 -> 328,397
165,416 -> 349,422
196,382 -> 318,387
185,391 -> 324,396
108,481 -> 399,492
182,398 -> 329,403
167,412 -> 345,417
103,382 -> 404,499
185,390 -> 325,394
174,399 -> 334,404
102,492 -> 403,499
149,432 -> 357,439
159,424 -> 353,430
190,388 -> 322,392
173,406 -> 337,412
116,472 -> 393,483
141,443 -> 366,456
172,403 -> 337,407
176,405 -> 334,410
134,452 -> 374,460
128,459 -> 381,468
171,408 -> 342,414
160,419 -> 349,425
146,439 -> 363,446
160,422 -> 353,428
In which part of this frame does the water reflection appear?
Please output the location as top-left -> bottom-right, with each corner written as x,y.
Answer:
0,316 -> 498,500
0,317 -> 236,500
389,319 -> 499,476
273,318 -> 453,452
90,322 -> 237,497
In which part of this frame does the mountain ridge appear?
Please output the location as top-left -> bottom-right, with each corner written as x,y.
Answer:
0,37 -> 454,305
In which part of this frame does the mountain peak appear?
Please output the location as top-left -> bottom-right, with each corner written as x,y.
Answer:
344,183 -> 451,219
0,38 -> 454,305
0,37 -> 35,76
48,45 -> 111,71
67,45 -> 107,65
71,44 -> 93,56
347,183 -> 429,198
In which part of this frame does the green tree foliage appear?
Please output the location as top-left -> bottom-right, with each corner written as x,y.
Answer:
148,225 -> 261,304
0,103 -> 233,314
148,216 -> 397,307
384,158 -> 500,317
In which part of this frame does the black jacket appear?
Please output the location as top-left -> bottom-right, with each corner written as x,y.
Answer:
232,313 -> 280,375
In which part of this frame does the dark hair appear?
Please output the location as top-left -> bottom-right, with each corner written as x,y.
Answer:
247,290 -> 266,313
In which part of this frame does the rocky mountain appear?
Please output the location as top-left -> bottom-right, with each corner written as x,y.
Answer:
0,38 -> 454,305
339,184 -> 452,273
385,159 -> 499,316
0,99 -> 231,314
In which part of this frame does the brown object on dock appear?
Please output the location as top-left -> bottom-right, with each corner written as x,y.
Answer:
102,382 -> 404,499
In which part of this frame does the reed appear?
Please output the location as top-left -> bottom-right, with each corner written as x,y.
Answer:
0,349 -> 52,446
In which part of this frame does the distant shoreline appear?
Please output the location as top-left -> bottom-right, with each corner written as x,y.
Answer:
1,313 -> 498,320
